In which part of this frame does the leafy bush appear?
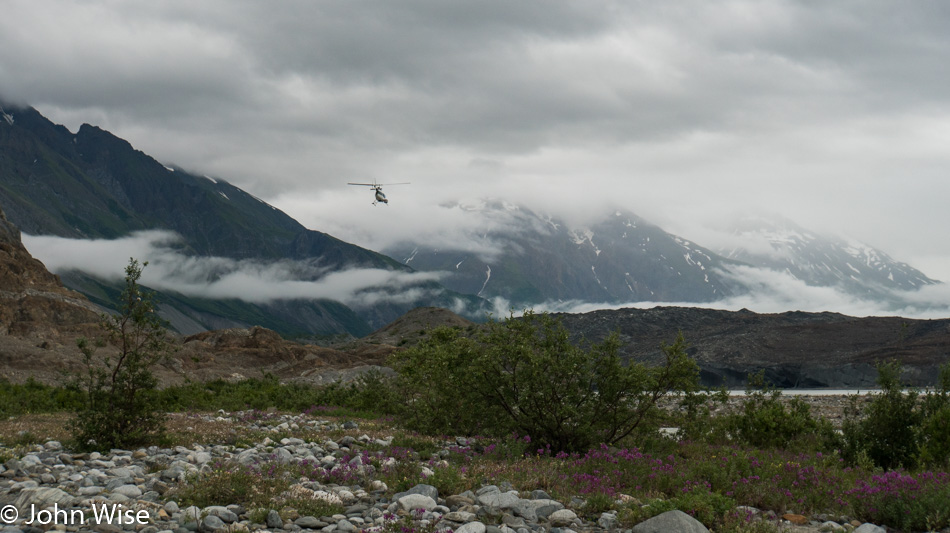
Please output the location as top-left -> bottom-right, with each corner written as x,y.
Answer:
0,377 -> 83,416
674,385 -> 731,444
840,360 -> 950,470
386,325 -> 497,437
842,361 -> 922,470
918,364 -> 950,469
424,462 -> 470,496
726,371 -> 839,450
70,259 -> 173,450
388,311 -> 700,453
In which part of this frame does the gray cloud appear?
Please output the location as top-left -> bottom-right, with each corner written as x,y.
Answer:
530,265 -> 950,320
22,231 -> 446,308
4,1 -> 950,305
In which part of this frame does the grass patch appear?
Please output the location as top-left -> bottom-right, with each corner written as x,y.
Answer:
172,461 -> 346,521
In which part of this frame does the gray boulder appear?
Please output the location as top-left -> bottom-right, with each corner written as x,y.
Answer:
201,514 -> 226,531
202,506 -> 238,523
13,487 -> 75,513
265,509 -> 283,529
396,493 -> 437,512
456,522 -> 487,533
111,484 -> 143,498
393,483 -> 439,502
598,512 -> 619,530
548,509 -> 578,527
853,525 -> 886,533
632,510 -> 709,533
476,486 -> 521,509
510,499 -> 563,521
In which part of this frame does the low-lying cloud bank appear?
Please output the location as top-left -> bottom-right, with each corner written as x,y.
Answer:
22,231 -> 446,309
23,231 -> 950,321
519,265 -> 950,320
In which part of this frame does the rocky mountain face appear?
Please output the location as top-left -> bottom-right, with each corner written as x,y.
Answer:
716,215 -> 938,297
0,102 -> 485,337
0,105 -> 386,263
0,205 -> 100,338
552,306 -> 950,388
385,202 -> 940,312
385,202 -> 744,308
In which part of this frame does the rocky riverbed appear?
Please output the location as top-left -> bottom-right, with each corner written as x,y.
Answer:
0,410 -> 907,533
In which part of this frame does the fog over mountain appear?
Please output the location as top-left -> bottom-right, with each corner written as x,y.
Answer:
378,202 -> 949,319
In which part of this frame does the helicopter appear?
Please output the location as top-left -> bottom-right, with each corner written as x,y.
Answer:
347,179 -> 410,206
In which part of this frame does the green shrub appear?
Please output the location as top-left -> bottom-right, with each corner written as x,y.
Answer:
727,371 -> 839,450
388,311 -> 700,453
842,361 -> 950,470
0,377 -> 84,416
918,363 -> 950,469
674,385 -> 731,444
424,463 -> 470,497
70,259 -> 173,451
386,325 -> 496,437
582,492 -> 616,516
842,360 -> 922,470
671,486 -> 737,528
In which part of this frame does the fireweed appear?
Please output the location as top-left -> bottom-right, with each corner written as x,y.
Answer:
411,434 -> 950,531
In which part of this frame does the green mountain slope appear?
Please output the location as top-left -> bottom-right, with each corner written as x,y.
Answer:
0,102 -> 485,337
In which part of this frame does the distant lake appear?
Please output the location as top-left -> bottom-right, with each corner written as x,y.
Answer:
731,388 -> 938,396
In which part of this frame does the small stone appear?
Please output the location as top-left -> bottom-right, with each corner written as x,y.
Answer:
446,494 -> 475,508
397,494 -> 437,512
111,484 -> 143,498
265,510 -> 283,529
202,506 -> 238,523
598,512 -> 619,530
296,516 -> 323,528
336,519 -> 357,532
632,510 -> 709,533
192,452 -> 212,465
535,504 -> 564,521
853,525 -> 887,533
13,487 -> 76,510
547,510 -> 578,527
502,515 -> 526,528
201,515 -> 225,531
393,484 -> 439,502
444,511 -> 477,523
476,489 -> 520,509
782,514 -> 809,526
456,522 -> 487,533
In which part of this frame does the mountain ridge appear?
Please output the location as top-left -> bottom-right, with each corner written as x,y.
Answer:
383,202 -> 939,312
714,214 -> 938,295
0,102 -> 486,337
386,202 -> 746,307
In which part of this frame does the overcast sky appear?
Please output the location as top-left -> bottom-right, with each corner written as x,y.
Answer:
3,1 -> 950,295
